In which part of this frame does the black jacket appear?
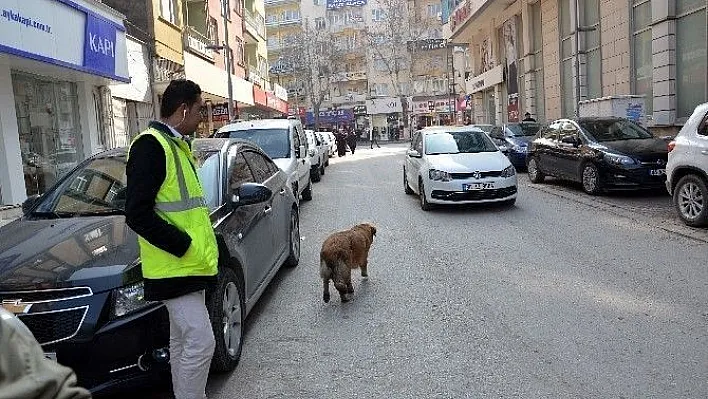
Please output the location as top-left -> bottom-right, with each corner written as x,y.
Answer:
125,121 -> 216,301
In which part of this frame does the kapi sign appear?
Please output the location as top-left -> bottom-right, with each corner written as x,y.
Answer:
0,0 -> 129,82
326,0 -> 367,10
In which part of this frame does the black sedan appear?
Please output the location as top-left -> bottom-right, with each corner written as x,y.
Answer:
526,117 -> 670,194
0,138 -> 300,395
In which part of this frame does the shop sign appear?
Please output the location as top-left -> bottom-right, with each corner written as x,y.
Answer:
327,0 -> 367,10
449,0 -> 487,38
366,97 -> 402,114
353,105 -> 367,115
253,86 -> 267,106
306,108 -> 354,124
466,64 -> 504,94
0,0 -> 128,82
407,39 -> 447,52
274,84 -> 288,101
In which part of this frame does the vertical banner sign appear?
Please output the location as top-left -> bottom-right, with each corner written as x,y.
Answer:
83,13 -> 117,76
503,17 -> 519,122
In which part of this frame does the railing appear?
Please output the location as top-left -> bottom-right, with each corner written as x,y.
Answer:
248,66 -> 266,87
183,26 -> 214,60
244,9 -> 267,39
265,16 -> 302,26
264,0 -> 300,5
329,71 -> 367,82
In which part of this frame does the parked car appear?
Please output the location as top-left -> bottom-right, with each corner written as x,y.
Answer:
322,131 -> 337,157
304,130 -> 326,182
489,122 -> 542,169
471,124 -> 494,134
0,139 -> 301,395
666,102 -> 708,227
314,132 -> 330,166
216,119 -> 313,202
404,126 -> 518,211
526,117 -> 669,195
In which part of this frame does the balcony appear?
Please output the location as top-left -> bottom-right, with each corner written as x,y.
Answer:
183,26 -> 214,61
265,16 -> 302,27
244,9 -> 266,41
329,71 -> 367,82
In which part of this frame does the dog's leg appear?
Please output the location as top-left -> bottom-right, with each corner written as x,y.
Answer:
322,279 -> 331,303
345,265 -> 354,294
361,258 -> 368,278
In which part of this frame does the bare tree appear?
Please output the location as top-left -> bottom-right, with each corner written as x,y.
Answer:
366,0 -> 436,128
279,21 -> 337,129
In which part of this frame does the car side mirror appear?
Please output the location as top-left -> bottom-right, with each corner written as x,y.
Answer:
231,183 -> 272,208
22,194 -> 41,215
407,149 -> 422,158
296,145 -> 306,158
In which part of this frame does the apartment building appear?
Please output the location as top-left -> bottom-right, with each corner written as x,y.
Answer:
445,0 -> 708,135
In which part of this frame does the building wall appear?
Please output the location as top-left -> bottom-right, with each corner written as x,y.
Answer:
153,0 -> 185,64
540,0 -> 561,121
600,0 -> 631,96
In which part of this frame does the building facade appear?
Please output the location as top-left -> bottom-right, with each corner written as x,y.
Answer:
445,0 -> 708,135
0,0 -> 130,205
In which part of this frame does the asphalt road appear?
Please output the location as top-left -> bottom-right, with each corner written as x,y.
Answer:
139,143 -> 708,398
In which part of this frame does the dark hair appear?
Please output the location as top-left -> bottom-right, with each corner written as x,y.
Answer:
160,79 -> 202,118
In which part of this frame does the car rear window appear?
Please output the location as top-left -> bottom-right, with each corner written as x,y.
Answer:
216,129 -> 290,159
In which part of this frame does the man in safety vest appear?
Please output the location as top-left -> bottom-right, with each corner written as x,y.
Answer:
125,79 -> 217,399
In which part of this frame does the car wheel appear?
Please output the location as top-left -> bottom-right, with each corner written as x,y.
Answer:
419,179 -> 432,211
311,165 -> 321,183
527,158 -> 545,183
674,174 -> 708,227
284,209 -> 300,268
208,267 -> 245,373
302,179 -> 313,201
581,163 -> 602,195
404,168 -> 414,195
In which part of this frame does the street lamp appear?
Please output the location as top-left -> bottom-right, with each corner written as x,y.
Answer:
206,0 -> 235,121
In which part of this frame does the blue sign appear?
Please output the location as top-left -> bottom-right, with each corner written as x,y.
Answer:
326,0 -> 367,10
83,13 -> 117,76
625,103 -> 643,123
306,109 -> 354,124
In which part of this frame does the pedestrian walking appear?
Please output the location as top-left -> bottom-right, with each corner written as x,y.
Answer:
347,129 -> 358,154
522,112 -> 536,122
370,126 -> 380,149
125,79 -> 218,399
336,129 -> 348,157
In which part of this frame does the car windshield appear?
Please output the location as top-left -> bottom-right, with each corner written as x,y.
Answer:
194,150 -> 221,211
507,123 -> 541,136
32,155 -> 128,217
425,131 -> 498,155
473,125 -> 494,133
217,129 -> 290,159
579,119 -> 653,142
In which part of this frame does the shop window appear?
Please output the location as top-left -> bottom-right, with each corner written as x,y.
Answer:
676,2 -> 707,119
632,0 -> 652,114
13,73 -> 83,197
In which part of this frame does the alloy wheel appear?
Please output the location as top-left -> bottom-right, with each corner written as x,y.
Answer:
582,164 -> 600,194
678,181 -> 704,220
291,212 -> 300,260
222,282 -> 243,357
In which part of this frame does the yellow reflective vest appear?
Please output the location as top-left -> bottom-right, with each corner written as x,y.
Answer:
129,127 -> 218,279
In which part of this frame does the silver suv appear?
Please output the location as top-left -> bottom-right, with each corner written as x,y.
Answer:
666,102 -> 708,227
216,119 -> 313,202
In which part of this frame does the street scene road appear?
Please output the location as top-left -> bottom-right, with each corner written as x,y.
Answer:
126,143 -> 708,398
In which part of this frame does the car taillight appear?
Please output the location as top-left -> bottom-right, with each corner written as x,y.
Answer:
668,141 -> 676,152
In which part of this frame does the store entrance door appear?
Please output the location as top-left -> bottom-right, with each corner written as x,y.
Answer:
12,73 -> 83,196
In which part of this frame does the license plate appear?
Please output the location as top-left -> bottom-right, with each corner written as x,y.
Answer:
44,352 -> 57,361
649,169 -> 666,176
463,182 -> 495,191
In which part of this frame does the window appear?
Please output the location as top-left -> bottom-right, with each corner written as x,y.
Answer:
208,17 -> 220,46
372,9 -> 386,22
698,112 -> 708,136
160,0 -> 180,25
583,0 -> 601,100
235,39 -> 245,65
315,17 -> 326,30
243,151 -> 274,184
632,0 -> 653,115
221,0 -> 231,20
559,0 -> 575,116
427,3 -> 442,18
282,9 -> 300,22
676,0 -> 707,119
228,48 -> 235,74
229,153 -> 255,190
234,0 -> 243,15
314,0 -> 324,5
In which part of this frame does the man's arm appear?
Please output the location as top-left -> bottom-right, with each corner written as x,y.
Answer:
125,135 -> 191,257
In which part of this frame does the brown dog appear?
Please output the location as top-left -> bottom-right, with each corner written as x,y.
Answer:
320,223 -> 377,303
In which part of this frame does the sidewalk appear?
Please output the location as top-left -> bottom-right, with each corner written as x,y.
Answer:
0,205 -> 21,228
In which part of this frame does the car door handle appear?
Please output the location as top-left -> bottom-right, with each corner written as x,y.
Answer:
701,150 -> 708,155
279,188 -> 286,195
264,206 -> 273,215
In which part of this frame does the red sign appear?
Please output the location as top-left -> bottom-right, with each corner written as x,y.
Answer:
451,0 -> 471,33
507,97 -> 519,122
277,99 -> 288,114
253,87 -> 267,106
266,92 -> 277,108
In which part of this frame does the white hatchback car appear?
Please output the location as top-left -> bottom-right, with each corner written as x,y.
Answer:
666,102 -> 708,227
404,126 -> 518,210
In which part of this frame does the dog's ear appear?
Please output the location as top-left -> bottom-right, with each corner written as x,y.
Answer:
369,224 -> 377,237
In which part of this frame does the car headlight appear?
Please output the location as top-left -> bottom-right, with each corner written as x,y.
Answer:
111,281 -> 153,319
429,169 -> 452,182
501,165 -> 516,177
604,153 -> 635,166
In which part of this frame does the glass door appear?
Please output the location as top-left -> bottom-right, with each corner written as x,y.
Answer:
13,73 -> 83,196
